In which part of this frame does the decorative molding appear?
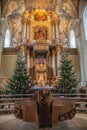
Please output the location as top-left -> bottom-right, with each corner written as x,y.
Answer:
3,47 -> 17,55
65,48 -> 78,55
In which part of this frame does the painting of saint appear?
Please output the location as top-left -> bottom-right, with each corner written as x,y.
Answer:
34,26 -> 47,40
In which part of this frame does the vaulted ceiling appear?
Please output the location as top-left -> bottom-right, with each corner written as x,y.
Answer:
0,0 -> 80,43
1,0 -> 79,17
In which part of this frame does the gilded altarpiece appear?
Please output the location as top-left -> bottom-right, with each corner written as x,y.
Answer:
22,9 -> 60,86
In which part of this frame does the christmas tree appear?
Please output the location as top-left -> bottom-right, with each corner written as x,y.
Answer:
6,54 -> 31,94
58,52 -> 77,93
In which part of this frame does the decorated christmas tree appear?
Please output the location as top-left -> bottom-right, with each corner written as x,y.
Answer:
6,54 -> 31,94
58,52 -> 77,93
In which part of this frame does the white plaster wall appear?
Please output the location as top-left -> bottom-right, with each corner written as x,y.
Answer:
68,54 -> 80,80
1,55 -> 17,78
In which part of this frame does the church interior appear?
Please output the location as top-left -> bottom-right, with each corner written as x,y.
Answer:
0,0 -> 87,130
0,0 -> 83,89
0,0 -> 87,88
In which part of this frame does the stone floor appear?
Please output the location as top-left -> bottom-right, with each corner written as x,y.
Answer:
0,114 -> 87,130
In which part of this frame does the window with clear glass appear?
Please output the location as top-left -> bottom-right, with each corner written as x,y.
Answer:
69,30 -> 76,48
4,29 -> 10,47
83,6 -> 87,40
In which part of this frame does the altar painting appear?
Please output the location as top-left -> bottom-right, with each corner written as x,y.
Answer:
34,26 -> 47,40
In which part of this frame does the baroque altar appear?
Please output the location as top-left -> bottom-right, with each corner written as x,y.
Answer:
21,8 -> 62,86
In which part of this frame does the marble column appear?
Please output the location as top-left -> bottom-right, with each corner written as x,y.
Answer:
48,52 -> 51,68
48,23 -> 51,40
26,23 -> 30,39
30,51 -> 34,77
55,51 -> 57,76
54,22 -> 56,39
52,49 -> 56,76
55,22 -> 59,39
56,47 -> 60,76
24,22 -> 26,38
27,50 -> 30,75
22,22 -> 24,42
29,21 -> 32,41
53,23 -> 55,40
47,51 -> 49,78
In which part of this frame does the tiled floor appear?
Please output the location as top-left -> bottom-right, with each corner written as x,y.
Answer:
0,114 -> 87,130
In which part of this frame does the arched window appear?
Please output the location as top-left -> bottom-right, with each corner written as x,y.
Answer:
69,30 -> 76,48
4,29 -> 10,47
83,6 -> 87,40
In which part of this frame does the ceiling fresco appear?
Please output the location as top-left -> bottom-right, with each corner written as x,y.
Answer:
0,0 -> 80,43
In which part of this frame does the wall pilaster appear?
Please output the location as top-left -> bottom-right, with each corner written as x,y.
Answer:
79,1 -> 87,86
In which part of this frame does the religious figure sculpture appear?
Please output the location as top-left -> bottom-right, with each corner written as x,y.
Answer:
38,74 -> 45,87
